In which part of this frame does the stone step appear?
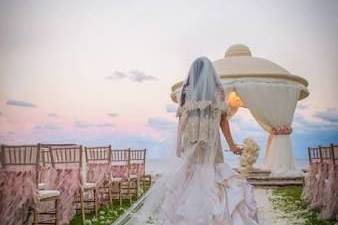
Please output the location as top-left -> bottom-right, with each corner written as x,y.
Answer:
247,176 -> 304,181
249,180 -> 304,187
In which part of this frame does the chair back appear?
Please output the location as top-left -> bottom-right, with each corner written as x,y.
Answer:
48,145 -> 82,169
130,149 -> 146,163
39,144 -> 77,166
308,146 -> 322,164
308,144 -> 338,173
130,148 -> 146,176
111,148 -> 130,178
0,144 -> 40,185
85,145 -> 111,164
1,144 -> 40,167
111,148 -> 130,164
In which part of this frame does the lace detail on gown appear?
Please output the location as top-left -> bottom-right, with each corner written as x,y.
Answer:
176,101 -> 228,163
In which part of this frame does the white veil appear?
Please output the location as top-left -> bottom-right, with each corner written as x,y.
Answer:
179,56 -> 224,105
176,57 -> 226,164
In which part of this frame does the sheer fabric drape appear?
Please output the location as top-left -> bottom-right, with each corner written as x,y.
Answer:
233,82 -> 302,176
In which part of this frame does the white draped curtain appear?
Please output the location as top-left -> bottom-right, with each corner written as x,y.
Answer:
228,81 -> 302,177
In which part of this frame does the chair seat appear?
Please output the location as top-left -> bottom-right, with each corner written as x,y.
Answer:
83,182 -> 96,190
38,183 -> 47,190
38,190 -> 60,200
129,174 -> 138,179
111,177 -> 122,182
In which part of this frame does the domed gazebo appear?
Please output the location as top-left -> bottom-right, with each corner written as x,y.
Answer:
171,44 -> 309,177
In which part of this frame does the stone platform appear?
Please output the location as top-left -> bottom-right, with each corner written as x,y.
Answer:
235,168 -> 304,187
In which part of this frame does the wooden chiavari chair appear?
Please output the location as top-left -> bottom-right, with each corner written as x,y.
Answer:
48,145 -> 97,224
1,144 -> 60,225
84,145 -> 112,206
130,148 -> 151,192
110,148 -> 137,204
39,144 -> 77,190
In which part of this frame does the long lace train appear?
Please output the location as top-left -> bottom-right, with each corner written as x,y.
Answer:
129,161 -> 259,225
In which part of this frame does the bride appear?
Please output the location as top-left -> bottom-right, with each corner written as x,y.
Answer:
129,57 -> 260,225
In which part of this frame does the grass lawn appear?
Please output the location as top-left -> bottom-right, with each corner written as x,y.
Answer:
70,185 -> 150,225
271,186 -> 336,225
69,200 -> 131,225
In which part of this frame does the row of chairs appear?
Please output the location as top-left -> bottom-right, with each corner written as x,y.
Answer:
0,144 -> 151,225
303,143 -> 338,220
307,144 -> 338,166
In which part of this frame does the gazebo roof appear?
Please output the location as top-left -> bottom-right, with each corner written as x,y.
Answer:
171,44 -> 309,102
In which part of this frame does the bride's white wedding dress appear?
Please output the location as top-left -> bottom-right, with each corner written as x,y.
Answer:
129,57 -> 260,225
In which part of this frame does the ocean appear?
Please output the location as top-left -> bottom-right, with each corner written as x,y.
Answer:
145,158 -> 309,175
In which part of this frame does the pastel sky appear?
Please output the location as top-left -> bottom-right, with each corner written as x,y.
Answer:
1,0 -> 337,159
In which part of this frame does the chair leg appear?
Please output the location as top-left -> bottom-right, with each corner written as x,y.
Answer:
33,208 -> 39,225
129,180 -> 132,204
55,198 -> 59,225
108,185 -> 113,204
136,180 -> 139,199
80,191 -> 85,224
119,183 -> 122,206
94,189 -> 98,217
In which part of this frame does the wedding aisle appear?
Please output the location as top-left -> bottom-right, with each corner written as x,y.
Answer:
117,188 -> 300,225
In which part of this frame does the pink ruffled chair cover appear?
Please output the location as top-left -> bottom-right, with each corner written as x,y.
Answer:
87,163 -> 110,186
302,163 -> 318,203
87,163 -> 111,205
111,165 -> 129,178
109,164 -> 145,180
303,162 -> 338,220
0,167 -> 37,225
310,163 -> 327,209
130,163 -> 145,177
44,167 -> 82,225
319,163 -> 338,220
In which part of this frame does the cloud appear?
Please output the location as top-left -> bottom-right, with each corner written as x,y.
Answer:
105,70 -> 128,80
6,99 -> 37,108
107,113 -> 119,117
96,123 -> 115,128
48,113 -> 59,118
129,70 -> 157,82
293,109 -> 338,134
34,123 -> 62,130
148,117 -> 177,130
74,120 -> 114,129
105,70 -> 157,82
166,104 -> 177,113
314,108 -> 338,123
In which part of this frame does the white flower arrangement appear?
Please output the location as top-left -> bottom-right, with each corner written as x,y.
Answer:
239,137 -> 260,176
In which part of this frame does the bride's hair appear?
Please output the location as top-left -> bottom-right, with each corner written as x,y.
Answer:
180,57 -> 224,106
